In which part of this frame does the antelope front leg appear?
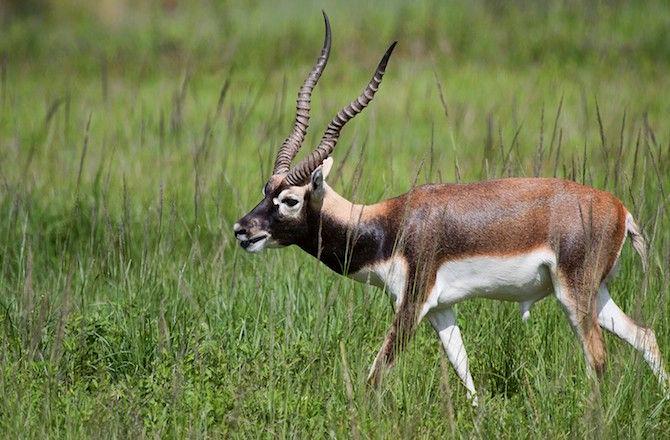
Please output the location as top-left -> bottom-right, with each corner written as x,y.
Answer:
428,307 -> 478,406
367,304 -> 418,388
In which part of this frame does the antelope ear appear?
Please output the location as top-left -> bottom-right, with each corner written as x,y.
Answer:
310,157 -> 333,205
310,166 -> 324,194
321,156 -> 334,180
309,168 -> 325,204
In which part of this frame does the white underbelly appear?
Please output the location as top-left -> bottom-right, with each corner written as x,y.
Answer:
431,248 -> 555,306
351,249 -> 557,317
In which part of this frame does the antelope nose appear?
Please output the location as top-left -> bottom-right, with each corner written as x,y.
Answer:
233,223 -> 246,238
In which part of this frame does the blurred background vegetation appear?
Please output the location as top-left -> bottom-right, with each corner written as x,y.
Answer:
0,0 -> 669,437
3,0 -> 670,68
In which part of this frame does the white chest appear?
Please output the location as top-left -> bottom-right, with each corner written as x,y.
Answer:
350,256 -> 409,307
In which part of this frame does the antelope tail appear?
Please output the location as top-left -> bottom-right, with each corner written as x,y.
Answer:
626,212 -> 648,273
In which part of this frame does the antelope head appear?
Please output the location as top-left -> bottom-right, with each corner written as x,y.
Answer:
234,12 -> 396,253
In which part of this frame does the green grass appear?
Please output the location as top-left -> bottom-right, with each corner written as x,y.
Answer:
1,0 -> 669,437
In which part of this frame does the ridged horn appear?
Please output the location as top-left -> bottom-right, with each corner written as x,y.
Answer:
272,11 -> 332,176
284,41 -> 397,186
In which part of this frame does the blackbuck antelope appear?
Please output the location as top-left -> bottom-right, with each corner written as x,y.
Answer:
234,13 -> 668,404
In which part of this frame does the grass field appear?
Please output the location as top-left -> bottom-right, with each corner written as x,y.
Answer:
1,0 -> 670,437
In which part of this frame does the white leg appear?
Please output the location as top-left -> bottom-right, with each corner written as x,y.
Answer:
519,300 -> 533,322
597,284 -> 669,387
428,307 -> 478,406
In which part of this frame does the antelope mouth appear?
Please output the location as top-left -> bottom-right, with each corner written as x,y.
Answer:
240,233 -> 270,252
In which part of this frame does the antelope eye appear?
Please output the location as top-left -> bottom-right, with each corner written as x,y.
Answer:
283,198 -> 299,207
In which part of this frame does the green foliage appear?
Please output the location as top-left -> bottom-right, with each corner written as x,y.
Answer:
0,0 -> 669,437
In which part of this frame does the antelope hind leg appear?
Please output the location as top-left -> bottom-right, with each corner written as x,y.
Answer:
551,269 -> 607,379
597,284 -> 669,389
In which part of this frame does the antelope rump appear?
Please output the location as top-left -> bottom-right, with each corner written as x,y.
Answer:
233,12 -> 668,405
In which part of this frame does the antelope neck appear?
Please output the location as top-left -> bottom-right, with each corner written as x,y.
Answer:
296,186 -> 397,275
